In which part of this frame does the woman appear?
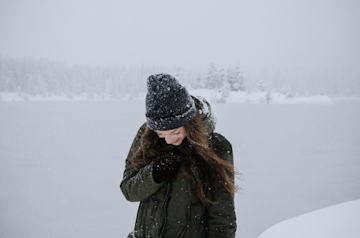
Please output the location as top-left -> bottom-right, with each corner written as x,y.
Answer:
120,73 -> 239,238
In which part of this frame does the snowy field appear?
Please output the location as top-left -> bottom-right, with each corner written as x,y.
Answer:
0,91 -> 335,105
259,199 -> 360,238
1,99 -> 360,238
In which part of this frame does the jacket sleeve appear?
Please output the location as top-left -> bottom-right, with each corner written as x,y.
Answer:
120,123 -> 166,202
207,133 -> 237,238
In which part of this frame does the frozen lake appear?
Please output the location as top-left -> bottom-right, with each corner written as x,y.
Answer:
1,99 -> 360,238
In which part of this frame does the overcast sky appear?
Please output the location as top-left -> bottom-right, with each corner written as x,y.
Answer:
0,0 -> 359,75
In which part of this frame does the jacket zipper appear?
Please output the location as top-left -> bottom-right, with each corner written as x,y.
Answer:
159,179 -> 172,237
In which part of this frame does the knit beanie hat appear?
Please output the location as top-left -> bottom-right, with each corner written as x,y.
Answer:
145,73 -> 196,131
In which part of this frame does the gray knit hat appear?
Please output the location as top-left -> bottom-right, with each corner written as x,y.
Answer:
145,73 -> 196,131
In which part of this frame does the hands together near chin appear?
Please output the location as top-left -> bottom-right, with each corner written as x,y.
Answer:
153,150 -> 183,183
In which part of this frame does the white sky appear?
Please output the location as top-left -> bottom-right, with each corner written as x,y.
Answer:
0,0 -> 359,74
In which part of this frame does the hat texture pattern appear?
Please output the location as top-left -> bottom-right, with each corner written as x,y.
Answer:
146,74 -> 196,131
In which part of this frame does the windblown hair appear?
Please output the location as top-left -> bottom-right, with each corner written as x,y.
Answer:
131,116 -> 240,206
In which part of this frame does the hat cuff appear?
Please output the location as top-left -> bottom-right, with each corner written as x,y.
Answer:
146,105 -> 197,131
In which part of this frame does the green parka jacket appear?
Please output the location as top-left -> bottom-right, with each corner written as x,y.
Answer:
120,96 -> 236,238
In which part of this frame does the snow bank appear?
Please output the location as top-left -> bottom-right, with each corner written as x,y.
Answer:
0,90 -> 335,104
0,92 -> 146,101
258,200 -> 360,238
190,89 -> 334,104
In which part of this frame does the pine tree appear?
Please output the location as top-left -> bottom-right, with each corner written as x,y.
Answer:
227,65 -> 245,91
218,68 -> 226,89
206,63 -> 218,89
257,81 -> 265,92
190,73 -> 203,89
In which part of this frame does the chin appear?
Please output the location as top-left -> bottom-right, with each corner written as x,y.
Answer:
172,139 -> 182,146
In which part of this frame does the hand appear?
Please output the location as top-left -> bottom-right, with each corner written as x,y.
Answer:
153,150 -> 183,183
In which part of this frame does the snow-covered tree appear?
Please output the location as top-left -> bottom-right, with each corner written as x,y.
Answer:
190,74 -> 203,89
257,81 -> 265,92
218,67 -> 226,89
227,65 -> 245,91
206,63 -> 219,89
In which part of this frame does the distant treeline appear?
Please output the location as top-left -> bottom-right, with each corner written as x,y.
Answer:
0,56 -> 247,99
0,56 -> 359,99
0,56 -> 152,99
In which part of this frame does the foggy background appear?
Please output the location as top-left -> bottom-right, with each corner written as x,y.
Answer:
1,0 -> 360,97
1,1 -> 360,238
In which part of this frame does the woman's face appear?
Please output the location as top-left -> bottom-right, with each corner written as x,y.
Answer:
155,126 -> 187,146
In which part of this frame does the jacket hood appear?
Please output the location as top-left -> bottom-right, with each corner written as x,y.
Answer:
192,95 -> 216,135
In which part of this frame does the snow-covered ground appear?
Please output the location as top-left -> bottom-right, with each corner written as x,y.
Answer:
1,99 -> 359,238
0,90 -> 336,104
190,89 -> 334,104
259,199 -> 360,238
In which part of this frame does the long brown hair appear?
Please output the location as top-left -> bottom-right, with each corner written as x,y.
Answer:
131,116 -> 240,206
